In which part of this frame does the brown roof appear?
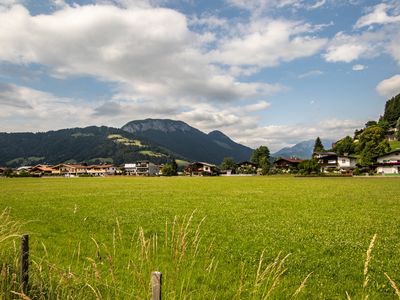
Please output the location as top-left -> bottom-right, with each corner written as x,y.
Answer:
30,166 -> 54,172
275,158 -> 303,163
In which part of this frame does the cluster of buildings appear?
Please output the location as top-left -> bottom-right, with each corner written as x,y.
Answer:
312,149 -> 400,175
1,148 -> 399,177
251,149 -> 400,175
0,161 -> 159,177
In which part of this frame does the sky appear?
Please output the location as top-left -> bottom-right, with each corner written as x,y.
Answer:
0,0 -> 399,151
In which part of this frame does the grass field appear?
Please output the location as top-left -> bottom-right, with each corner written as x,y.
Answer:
1,176 -> 400,299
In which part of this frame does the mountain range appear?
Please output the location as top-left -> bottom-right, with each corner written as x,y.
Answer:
272,139 -> 335,159
0,119 -> 253,167
0,118 -> 338,167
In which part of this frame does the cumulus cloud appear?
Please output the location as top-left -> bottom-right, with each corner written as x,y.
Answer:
352,64 -> 367,71
376,74 -> 400,97
355,3 -> 400,29
0,83 -> 94,131
0,3 -> 285,106
211,19 -> 327,67
324,31 -> 385,63
226,118 -> 364,151
325,3 -> 400,64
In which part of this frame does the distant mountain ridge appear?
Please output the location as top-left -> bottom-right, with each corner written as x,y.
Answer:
121,119 -> 253,164
272,139 -> 335,159
0,119 -> 253,167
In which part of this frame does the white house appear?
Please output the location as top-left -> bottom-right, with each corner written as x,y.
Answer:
375,149 -> 400,175
124,163 -> 137,175
124,162 -> 159,176
337,155 -> 357,172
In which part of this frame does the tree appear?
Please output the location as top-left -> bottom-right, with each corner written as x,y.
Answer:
161,164 -> 176,176
171,158 -> 178,174
259,156 -> 270,175
298,159 -> 320,175
251,146 -> 270,165
333,136 -> 356,155
357,125 -> 391,166
377,119 -> 390,135
251,146 -> 270,175
396,117 -> 400,139
365,120 -> 377,128
382,93 -> 400,126
313,137 -> 324,153
220,157 -> 236,172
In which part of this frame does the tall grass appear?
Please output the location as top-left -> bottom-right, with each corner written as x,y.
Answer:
0,209 -> 300,299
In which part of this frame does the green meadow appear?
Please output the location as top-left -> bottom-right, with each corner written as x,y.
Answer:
1,176 -> 400,299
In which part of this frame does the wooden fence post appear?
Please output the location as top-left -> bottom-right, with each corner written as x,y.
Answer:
20,234 -> 29,294
151,271 -> 162,300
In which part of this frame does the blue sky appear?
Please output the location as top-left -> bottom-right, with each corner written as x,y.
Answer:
0,0 -> 399,151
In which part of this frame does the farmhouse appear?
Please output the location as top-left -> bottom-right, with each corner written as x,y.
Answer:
313,152 -> 338,173
273,158 -> 303,173
0,167 -> 5,176
337,155 -> 357,173
16,166 -> 32,175
374,149 -> 400,175
30,165 -> 54,176
184,162 -> 218,176
52,164 -> 88,177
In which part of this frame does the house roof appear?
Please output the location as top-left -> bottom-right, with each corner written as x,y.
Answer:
53,164 -> 87,169
314,151 -> 337,156
374,149 -> 400,159
30,165 -> 54,172
274,158 -> 303,163
187,162 -> 216,167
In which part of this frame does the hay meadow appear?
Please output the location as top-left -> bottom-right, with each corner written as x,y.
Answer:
1,176 -> 400,299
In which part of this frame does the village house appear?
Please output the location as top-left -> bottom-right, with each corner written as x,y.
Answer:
29,165 -> 54,176
374,149 -> 400,175
337,155 -> 357,173
136,161 -> 159,176
313,152 -> 338,173
0,167 -> 6,176
124,163 -> 137,175
273,158 -> 303,173
52,164 -> 88,177
124,161 -> 159,176
86,165 -> 107,176
15,166 -> 32,175
184,162 -> 218,176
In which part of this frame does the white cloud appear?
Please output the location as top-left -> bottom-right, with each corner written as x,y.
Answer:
226,118 -> 364,151
226,0 -> 328,13
308,0 -> 326,10
0,3 -> 285,106
388,32 -> 400,64
352,64 -> 367,71
0,83 -> 94,131
298,70 -> 323,79
211,19 -> 327,67
324,31 -> 385,63
355,3 -> 400,29
376,74 -> 400,97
